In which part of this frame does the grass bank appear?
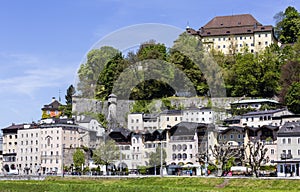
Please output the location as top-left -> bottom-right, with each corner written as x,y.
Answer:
0,177 -> 299,192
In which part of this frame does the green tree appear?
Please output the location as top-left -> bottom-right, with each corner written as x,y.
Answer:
95,52 -> 128,100
275,6 -> 300,44
279,60 -> 300,102
92,140 -> 120,173
137,40 -> 167,61
285,82 -> 300,114
60,85 -> 76,118
170,33 -> 210,96
73,148 -> 85,171
229,48 -> 280,98
77,46 -> 119,98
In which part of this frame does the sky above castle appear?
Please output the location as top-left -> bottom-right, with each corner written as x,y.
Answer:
0,0 -> 298,129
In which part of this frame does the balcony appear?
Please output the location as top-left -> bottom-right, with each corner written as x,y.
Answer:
41,155 -> 61,159
281,153 -> 292,160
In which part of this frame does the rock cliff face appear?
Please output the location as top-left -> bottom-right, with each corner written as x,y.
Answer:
72,96 -> 239,128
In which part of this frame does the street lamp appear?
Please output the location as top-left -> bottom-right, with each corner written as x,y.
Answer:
160,140 -> 163,177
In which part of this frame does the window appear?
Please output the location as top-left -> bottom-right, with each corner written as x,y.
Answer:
282,139 -> 286,144
189,144 -> 192,149
230,134 -> 234,139
298,138 -> 300,144
183,153 -> 187,160
298,150 -> 300,156
172,154 -> 176,160
265,34 -> 268,37
177,144 -> 182,151
288,138 -> 291,144
172,145 -> 176,151
177,153 -> 182,160
271,149 -> 274,155
167,117 -> 169,121
183,144 -> 187,151
258,34 -> 261,38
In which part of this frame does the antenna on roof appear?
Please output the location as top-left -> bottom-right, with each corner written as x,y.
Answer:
58,89 -> 61,102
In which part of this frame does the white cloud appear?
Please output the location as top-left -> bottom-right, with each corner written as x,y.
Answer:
0,52 -> 76,97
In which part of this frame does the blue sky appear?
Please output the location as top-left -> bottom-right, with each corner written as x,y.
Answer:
0,0 -> 298,129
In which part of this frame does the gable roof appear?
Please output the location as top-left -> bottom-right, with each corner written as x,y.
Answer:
278,122 -> 300,137
203,14 -> 261,29
41,100 -> 62,111
199,14 -> 273,37
219,126 -> 245,134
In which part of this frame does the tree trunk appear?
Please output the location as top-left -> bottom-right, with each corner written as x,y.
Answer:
217,164 -> 223,177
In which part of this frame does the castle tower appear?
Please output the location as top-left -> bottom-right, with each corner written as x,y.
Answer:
107,93 -> 117,132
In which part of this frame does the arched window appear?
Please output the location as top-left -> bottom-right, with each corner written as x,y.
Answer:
177,144 -> 182,151
177,153 -> 182,160
183,153 -> 187,160
183,144 -> 187,151
172,144 -> 176,151
172,154 -> 177,160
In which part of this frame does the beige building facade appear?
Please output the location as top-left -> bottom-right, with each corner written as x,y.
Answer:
187,14 -> 278,54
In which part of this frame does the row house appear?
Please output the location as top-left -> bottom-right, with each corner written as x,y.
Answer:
76,115 -> 106,138
166,122 -> 211,166
107,122 -> 217,175
187,14 -> 278,54
127,113 -> 159,132
159,110 -> 183,130
127,110 -> 182,132
2,123 -> 29,174
240,108 -> 293,127
225,108 -> 293,128
2,118 -> 98,175
272,114 -> 300,127
275,122 -> 300,177
182,107 -> 214,124
109,127 -> 167,172
127,107 -> 229,133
